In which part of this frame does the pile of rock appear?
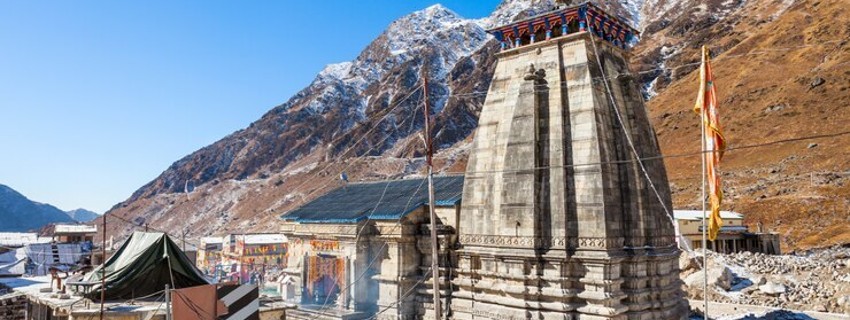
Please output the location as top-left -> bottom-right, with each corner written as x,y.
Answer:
680,246 -> 850,314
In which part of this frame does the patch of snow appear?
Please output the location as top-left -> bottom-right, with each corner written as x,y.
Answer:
618,0 -> 646,28
318,62 -> 352,81
643,77 -> 659,100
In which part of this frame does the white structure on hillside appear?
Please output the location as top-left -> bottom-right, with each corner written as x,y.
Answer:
674,210 -> 780,254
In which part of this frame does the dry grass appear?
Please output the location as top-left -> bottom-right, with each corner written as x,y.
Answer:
647,0 -> 850,250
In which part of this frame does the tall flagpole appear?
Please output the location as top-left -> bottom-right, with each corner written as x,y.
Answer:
700,45 -> 709,320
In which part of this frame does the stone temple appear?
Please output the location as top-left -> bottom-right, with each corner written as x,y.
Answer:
452,2 -> 686,319
279,2 -> 686,320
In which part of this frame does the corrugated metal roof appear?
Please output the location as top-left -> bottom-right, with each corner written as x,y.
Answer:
282,175 -> 464,224
674,210 -> 744,220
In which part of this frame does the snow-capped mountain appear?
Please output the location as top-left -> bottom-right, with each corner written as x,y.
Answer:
101,0 -> 726,235
102,0 -> 850,251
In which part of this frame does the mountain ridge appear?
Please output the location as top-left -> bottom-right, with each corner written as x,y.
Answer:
0,184 -> 77,232
102,0 -> 849,251
66,208 -> 100,223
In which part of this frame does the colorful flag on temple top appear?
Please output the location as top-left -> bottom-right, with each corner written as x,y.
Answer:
694,45 -> 727,242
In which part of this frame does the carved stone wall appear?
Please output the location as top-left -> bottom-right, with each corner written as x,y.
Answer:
450,32 -> 686,320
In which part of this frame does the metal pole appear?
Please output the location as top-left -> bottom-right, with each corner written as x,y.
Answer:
100,213 -> 106,320
422,67 -> 442,320
182,228 -> 188,252
165,284 -> 172,320
700,45 -> 709,320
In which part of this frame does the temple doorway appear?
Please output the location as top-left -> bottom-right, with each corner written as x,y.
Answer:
303,254 -> 346,306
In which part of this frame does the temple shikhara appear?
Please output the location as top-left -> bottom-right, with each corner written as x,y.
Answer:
278,2 -> 687,319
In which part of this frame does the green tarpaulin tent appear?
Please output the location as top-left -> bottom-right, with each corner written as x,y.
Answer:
81,231 -> 208,300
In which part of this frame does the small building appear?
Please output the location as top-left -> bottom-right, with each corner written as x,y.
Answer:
0,233 -> 51,249
197,236 -> 224,273
279,175 -> 463,319
48,224 -> 97,243
674,210 -> 781,254
219,233 -> 288,285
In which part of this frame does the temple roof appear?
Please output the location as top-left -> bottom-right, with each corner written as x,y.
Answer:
487,2 -> 639,50
488,2 -> 638,33
281,175 -> 464,224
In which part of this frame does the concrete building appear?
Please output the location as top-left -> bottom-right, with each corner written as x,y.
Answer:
674,210 -> 781,254
197,236 -> 224,274
218,233 -> 289,284
49,225 -> 97,244
0,233 -> 51,249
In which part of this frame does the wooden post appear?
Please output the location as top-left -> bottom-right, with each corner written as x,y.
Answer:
100,213 -> 106,320
422,66 -> 442,320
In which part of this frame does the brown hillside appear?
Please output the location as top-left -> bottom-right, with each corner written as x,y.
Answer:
96,0 -> 848,253
647,0 -> 850,251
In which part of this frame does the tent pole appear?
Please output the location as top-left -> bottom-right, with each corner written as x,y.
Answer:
165,284 -> 172,320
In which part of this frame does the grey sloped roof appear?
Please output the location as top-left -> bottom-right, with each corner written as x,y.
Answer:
281,175 -> 464,224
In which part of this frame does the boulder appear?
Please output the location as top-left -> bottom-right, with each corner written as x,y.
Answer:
759,281 -> 787,296
810,77 -> 826,88
679,253 -> 701,273
683,264 -> 734,291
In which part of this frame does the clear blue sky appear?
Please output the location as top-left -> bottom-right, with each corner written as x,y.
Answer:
0,1 -> 501,213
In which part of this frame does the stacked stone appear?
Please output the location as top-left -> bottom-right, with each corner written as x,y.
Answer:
451,27 -> 686,320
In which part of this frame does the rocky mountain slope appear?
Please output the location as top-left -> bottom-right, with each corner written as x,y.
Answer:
102,0 -> 849,251
0,184 -> 76,232
65,208 -> 100,223
646,0 -> 850,250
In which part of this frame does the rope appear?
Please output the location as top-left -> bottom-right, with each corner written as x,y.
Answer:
589,37 -> 692,255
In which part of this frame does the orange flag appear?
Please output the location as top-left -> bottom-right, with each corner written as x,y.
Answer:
694,46 -> 727,241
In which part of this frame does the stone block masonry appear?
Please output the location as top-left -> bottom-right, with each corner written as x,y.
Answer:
451,31 -> 687,320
